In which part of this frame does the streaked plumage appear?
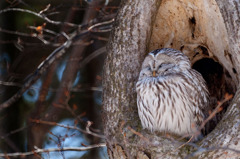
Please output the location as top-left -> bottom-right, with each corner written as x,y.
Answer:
136,48 -> 209,137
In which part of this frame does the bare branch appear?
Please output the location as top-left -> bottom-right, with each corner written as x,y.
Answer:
0,8 -> 79,27
88,18 -> 114,31
0,143 -> 106,157
104,0 -> 109,6
39,4 -> 51,14
0,80 -> 102,92
30,119 -> 105,139
80,46 -> 106,67
0,27 -> 38,37
0,81 -> 22,87
199,93 -> 233,131
127,126 -> 149,142
71,87 -> 102,92
0,27 -> 60,47
173,93 -> 234,141
0,30 -> 88,110
185,145 -> 240,159
0,27 -> 93,47
27,26 -> 58,35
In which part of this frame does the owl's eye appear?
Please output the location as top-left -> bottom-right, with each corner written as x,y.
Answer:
158,63 -> 165,69
158,63 -> 170,69
147,67 -> 151,71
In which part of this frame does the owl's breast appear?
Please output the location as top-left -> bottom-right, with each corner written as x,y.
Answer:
136,75 -> 201,135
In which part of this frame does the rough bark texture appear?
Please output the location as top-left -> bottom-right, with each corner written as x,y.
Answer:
199,0 -> 240,158
215,0 -> 240,80
103,0 -> 240,158
149,0 -> 237,84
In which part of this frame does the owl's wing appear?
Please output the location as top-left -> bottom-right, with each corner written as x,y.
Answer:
187,69 -> 210,127
189,69 -> 209,108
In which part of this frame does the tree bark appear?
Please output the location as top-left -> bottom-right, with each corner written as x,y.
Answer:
103,0 -> 240,158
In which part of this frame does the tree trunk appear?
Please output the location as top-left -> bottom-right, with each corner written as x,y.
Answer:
103,0 -> 240,158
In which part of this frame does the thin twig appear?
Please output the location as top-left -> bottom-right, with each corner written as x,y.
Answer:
199,93 -> 233,131
88,18 -> 114,31
104,0 -> 109,6
0,7 -> 115,110
0,30 -> 82,110
86,121 -> 93,134
0,81 -> 22,87
185,145 -> 240,159
39,4 -> 51,14
127,126 -> 149,142
176,93 -> 233,141
0,27 -> 38,37
0,143 -> 106,157
79,46 -> 106,67
30,119 -> 105,139
27,26 -> 58,35
0,8 -> 78,27
160,136 -> 194,158
0,81 -> 102,92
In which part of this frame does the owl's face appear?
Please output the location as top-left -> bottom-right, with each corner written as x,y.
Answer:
139,48 -> 191,80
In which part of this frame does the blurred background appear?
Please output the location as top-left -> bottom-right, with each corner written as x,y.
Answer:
0,0 -> 120,158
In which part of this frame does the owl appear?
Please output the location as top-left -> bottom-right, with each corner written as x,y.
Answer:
136,48 -> 209,138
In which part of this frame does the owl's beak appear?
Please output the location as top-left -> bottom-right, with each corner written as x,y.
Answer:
152,71 -> 156,77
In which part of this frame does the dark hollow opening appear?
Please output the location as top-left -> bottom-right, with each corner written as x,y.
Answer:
192,58 -> 235,134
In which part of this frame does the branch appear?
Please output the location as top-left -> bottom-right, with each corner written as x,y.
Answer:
27,25 -> 58,35
30,119 -> 105,139
173,93 -> 234,141
79,46 -> 106,67
0,143 -> 106,157
0,7 -> 116,29
0,6 -> 115,110
0,27 -> 38,37
185,145 -> 240,159
0,30 -> 87,110
0,81 -> 22,87
0,27 -> 92,47
199,93 -> 233,131
0,8 -> 78,27
88,18 -> 114,32
0,80 -> 102,92
127,126 -> 149,142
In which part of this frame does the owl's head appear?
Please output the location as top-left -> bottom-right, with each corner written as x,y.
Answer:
138,48 -> 191,80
